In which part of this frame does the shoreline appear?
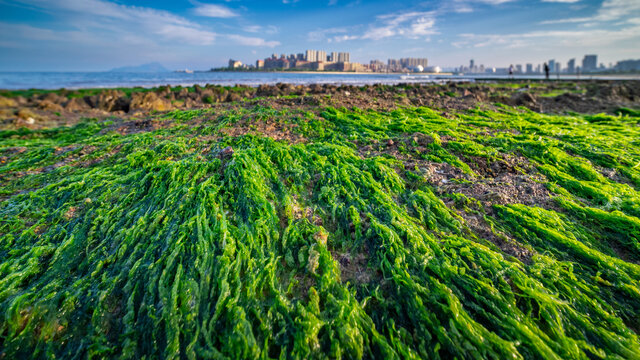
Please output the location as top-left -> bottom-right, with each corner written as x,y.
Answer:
1,80 -> 638,131
2,72 -> 640,91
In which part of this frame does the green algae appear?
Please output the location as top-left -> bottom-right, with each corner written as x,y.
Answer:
1,103 -> 640,359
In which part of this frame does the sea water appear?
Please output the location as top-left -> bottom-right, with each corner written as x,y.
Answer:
0,71 -> 636,90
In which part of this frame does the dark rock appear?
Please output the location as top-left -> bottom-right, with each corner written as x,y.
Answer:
309,84 -> 324,94
219,146 -> 234,159
257,84 -> 279,97
184,98 -> 199,108
64,98 -> 90,112
200,89 -> 215,104
130,92 -> 172,112
157,85 -> 172,97
226,92 -> 243,102
177,88 -> 190,99
0,96 -> 17,108
85,90 -> 128,112
39,92 -> 65,104
38,100 -> 64,112
513,92 -> 537,106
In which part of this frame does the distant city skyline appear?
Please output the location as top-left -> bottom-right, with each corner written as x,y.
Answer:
228,49 -> 639,74
1,0 -> 639,71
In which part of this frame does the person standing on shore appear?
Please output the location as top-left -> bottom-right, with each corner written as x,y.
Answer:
509,64 -> 514,79
544,63 -> 550,80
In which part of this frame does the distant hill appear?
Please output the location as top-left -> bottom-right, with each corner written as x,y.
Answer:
108,62 -> 168,73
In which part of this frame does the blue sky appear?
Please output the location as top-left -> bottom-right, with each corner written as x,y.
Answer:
0,0 -> 639,71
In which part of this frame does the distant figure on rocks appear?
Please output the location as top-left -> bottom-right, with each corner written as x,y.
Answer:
544,63 -> 550,80
509,64 -> 514,79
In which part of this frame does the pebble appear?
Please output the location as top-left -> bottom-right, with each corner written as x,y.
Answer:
219,146 -> 234,159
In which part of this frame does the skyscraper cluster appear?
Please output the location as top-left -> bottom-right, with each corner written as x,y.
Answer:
457,54 -> 609,75
255,50 -> 361,71
387,58 -> 429,71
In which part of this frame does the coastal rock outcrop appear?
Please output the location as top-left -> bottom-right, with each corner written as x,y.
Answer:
85,90 -> 129,112
0,96 -> 17,108
38,100 -> 64,112
129,92 -> 172,112
64,98 -> 91,112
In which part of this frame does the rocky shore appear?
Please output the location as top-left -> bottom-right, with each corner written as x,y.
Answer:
2,78 -> 640,359
1,80 -> 639,130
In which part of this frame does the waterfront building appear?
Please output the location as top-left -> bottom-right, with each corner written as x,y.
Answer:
582,55 -> 597,72
526,63 -> 533,74
567,58 -> 575,73
228,59 -> 243,69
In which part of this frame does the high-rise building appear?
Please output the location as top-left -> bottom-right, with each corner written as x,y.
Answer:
370,60 -> 385,71
338,52 -> 350,63
515,64 -> 523,73
548,59 -> 556,73
470,59 -> 475,71
615,59 -> 640,71
305,50 -> 317,62
526,63 -> 533,74
567,59 -> 575,73
305,50 -> 332,63
330,52 -> 338,62
582,55 -> 597,72
555,63 -> 561,73
228,59 -> 243,69
317,51 -> 327,63
387,58 -> 427,71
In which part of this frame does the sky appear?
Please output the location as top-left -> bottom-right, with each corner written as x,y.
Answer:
0,0 -> 639,71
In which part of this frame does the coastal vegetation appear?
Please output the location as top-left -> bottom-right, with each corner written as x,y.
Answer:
1,82 -> 640,358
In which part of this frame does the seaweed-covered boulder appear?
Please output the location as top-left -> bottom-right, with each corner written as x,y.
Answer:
64,98 -> 91,112
38,100 -> 64,112
0,96 -> 17,108
130,92 -> 172,112
256,84 -> 279,97
85,90 -> 128,112
39,92 -> 66,104
512,92 -> 537,106
226,92 -> 243,102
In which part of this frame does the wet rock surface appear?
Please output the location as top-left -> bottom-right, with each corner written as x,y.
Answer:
1,80 -> 639,130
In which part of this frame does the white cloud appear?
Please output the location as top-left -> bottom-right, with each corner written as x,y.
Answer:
454,24 -> 640,49
307,10 -> 437,43
541,0 -> 580,3
244,25 -> 262,33
367,11 -> 438,39
243,25 -> 278,34
227,35 -> 280,47
0,22 -> 59,41
475,0 -> 514,4
8,0 -> 216,45
361,26 -> 396,40
597,0 -> 640,21
307,27 -> 348,42
156,25 -> 216,45
329,34 -> 360,43
193,4 -> 238,18
4,0 -> 284,51
540,0 -> 640,24
447,0 -> 516,12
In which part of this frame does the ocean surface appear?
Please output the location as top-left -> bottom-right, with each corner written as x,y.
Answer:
0,71 -> 638,90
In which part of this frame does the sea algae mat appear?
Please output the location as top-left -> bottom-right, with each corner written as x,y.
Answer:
1,104 -> 640,359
